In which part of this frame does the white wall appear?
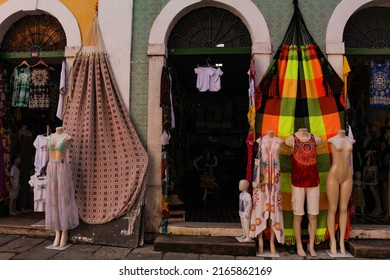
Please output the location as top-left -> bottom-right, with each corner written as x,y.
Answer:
98,0 -> 133,112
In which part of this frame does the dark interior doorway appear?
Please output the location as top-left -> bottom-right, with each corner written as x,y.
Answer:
167,53 -> 250,222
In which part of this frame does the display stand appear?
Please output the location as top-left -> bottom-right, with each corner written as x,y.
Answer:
45,244 -> 72,251
325,249 -> 353,258
256,251 -> 280,258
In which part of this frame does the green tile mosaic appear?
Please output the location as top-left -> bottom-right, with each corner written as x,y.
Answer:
130,0 -> 342,145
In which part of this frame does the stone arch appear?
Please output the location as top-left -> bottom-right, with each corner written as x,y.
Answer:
0,0 -> 81,55
145,0 -> 272,229
326,0 -> 390,76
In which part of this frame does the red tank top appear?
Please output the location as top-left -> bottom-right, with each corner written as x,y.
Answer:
291,133 -> 320,188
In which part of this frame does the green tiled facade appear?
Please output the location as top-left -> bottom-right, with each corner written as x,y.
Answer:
130,0 -> 341,144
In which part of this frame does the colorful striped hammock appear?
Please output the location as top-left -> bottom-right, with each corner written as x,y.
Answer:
253,1 -> 345,245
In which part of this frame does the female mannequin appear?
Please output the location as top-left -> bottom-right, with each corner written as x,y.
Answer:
326,129 -> 355,255
236,179 -> 252,242
285,128 -> 322,257
46,127 -> 79,247
250,130 -> 284,254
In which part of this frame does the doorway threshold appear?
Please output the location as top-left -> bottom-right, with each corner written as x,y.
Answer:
0,213 -> 54,237
166,221 -> 242,237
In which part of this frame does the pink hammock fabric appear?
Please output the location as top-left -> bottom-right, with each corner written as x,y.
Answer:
62,51 -> 148,225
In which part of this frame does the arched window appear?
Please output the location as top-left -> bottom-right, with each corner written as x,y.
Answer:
344,7 -> 390,49
0,14 -> 66,52
168,7 -> 251,49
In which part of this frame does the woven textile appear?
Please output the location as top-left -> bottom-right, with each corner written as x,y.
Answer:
254,2 -> 345,245
62,16 -> 148,226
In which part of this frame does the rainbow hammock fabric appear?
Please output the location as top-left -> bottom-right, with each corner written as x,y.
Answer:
254,1 -> 345,245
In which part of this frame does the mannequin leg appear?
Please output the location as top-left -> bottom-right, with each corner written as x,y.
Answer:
270,228 -> 276,255
202,188 -> 207,201
326,179 -> 339,255
238,216 -> 245,239
257,232 -> 264,254
338,180 -> 353,255
368,185 -> 383,215
9,198 -> 17,215
60,230 -> 68,247
308,214 -> 317,257
293,215 -> 305,256
53,230 -> 61,247
242,218 -> 251,242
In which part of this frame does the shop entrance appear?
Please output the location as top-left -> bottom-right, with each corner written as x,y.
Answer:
343,6 -> 390,222
0,14 -> 66,228
164,7 -> 252,223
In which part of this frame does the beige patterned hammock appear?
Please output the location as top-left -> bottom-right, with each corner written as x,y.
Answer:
62,15 -> 148,228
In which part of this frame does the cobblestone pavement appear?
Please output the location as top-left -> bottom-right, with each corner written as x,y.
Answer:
0,234 -> 377,260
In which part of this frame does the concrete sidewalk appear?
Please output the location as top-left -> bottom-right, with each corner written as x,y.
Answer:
0,234 -> 381,260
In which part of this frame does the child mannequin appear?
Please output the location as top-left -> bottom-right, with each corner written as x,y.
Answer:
46,127 -> 79,248
285,128 -> 322,257
236,179 -> 252,242
326,129 -> 356,255
8,155 -> 22,215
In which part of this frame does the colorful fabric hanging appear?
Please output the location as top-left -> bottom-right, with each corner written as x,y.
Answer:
370,60 -> 390,108
254,1 -> 345,245
63,15 -> 148,232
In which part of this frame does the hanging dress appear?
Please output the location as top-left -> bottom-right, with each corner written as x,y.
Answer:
370,60 -> 390,108
250,136 -> 284,244
29,68 -> 50,109
11,67 -> 30,107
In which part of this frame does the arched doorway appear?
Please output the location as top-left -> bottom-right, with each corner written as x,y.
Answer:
166,7 -> 251,222
146,0 -> 271,229
343,6 -> 390,222
0,13 -> 68,222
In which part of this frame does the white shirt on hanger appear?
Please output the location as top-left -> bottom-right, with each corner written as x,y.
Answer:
33,134 -> 49,172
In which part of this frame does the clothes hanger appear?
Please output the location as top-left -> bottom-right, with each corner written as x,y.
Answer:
18,60 -> 31,68
32,59 -> 54,71
197,57 -> 215,68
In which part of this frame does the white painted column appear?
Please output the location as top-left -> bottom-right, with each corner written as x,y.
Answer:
98,0 -> 133,112
145,53 -> 165,233
326,42 -> 345,79
252,41 -> 272,84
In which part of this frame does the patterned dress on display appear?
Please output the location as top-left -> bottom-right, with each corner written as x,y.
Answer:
370,60 -> 390,108
29,68 -> 50,109
250,136 -> 284,244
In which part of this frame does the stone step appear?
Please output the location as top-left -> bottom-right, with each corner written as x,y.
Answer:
166,222 -> 242,237
348,239 -> 390,259
154,234 -> 257,256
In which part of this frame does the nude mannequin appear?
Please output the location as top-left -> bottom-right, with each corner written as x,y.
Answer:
326,129 -> 355,255
285,128 -> 322,257
236,179 -> 252,242
49,127 -> 73,247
